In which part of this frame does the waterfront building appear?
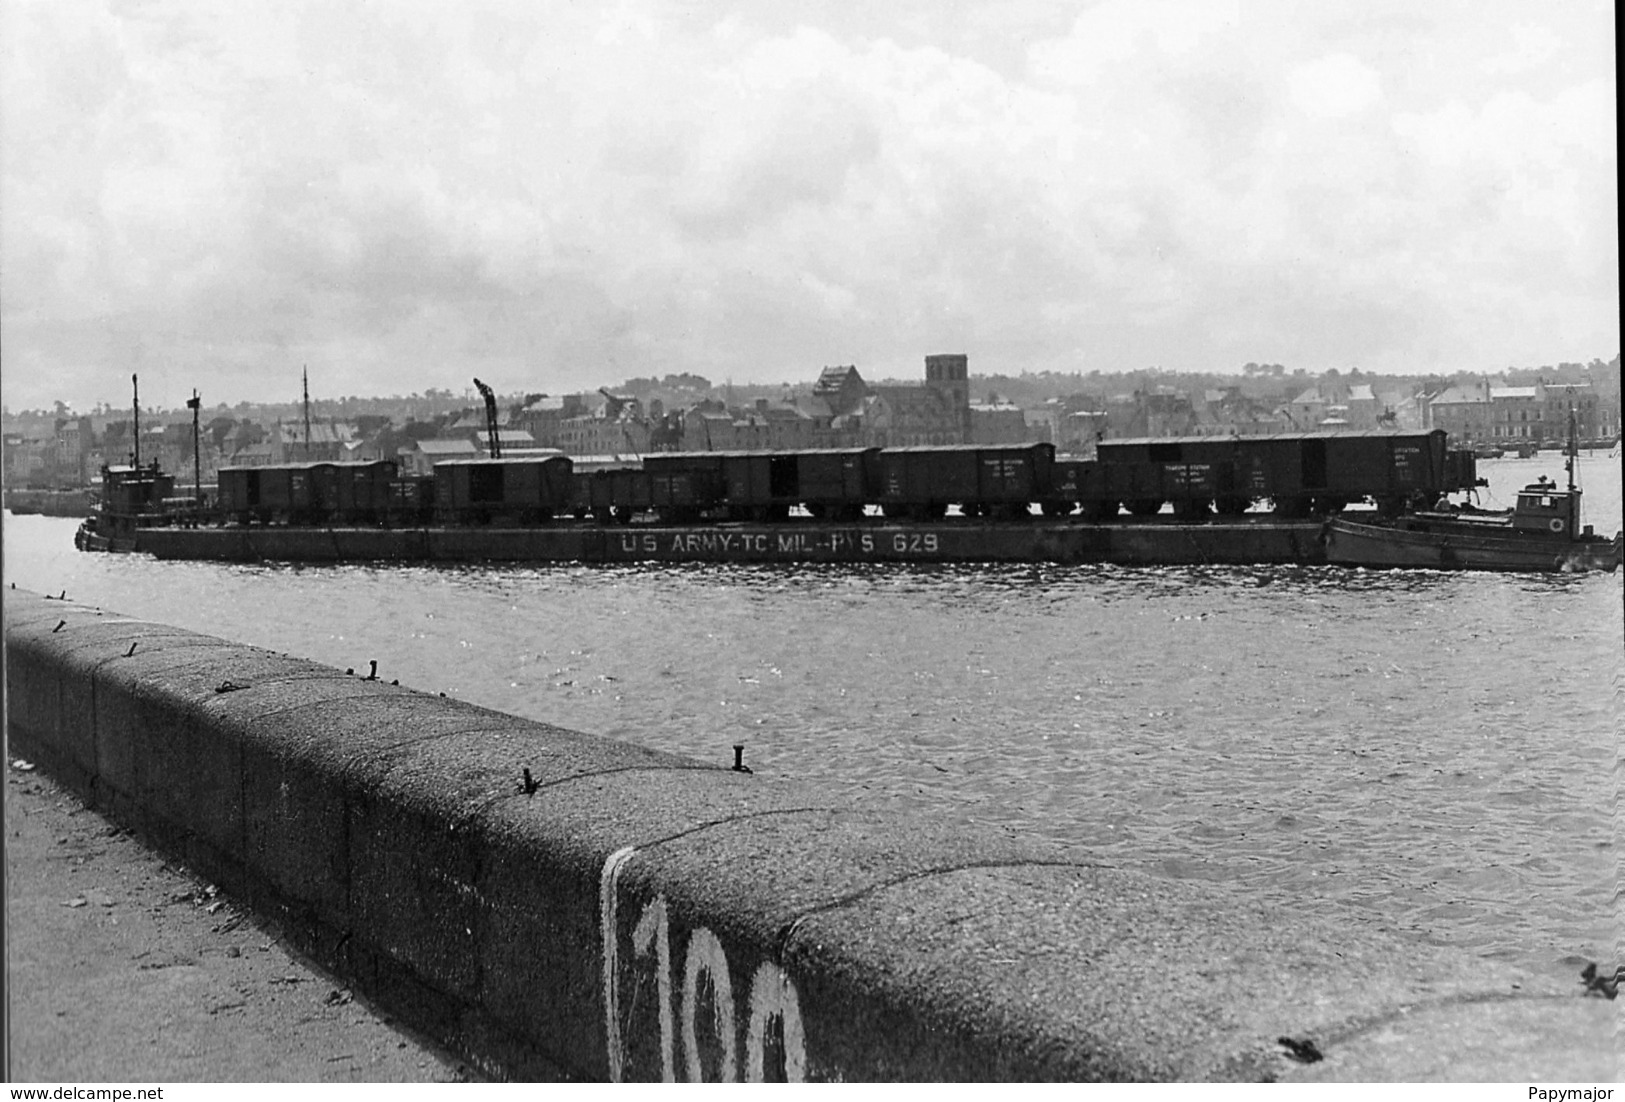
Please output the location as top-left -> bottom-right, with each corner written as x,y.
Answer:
400,437 -> 478,476
274,420 -> 356,463
514,395 -> 589,448
459,428 -> 536,455
1194,388 -> 1287,436
811,366 -> 867,418
1103,390 -> 1196,438
861,384 -> 967,446
1283,386 -> 1328,430
225,441 -> 279,468
3,431 -> 47,487
853,353 -> 973,447
1540,381 -> 1612,441
1342,383 -> 1381,428
1488,385 -> 1541,441
1279,381 -> 1379,431
682,405 -> 737,450
741,401 -> 820,450
1424,380 -> 1493,442
1430,379 -> 1617,444
557,409 -> 651,456
1056,409 -> 1110,455
968,400 -> 1030,444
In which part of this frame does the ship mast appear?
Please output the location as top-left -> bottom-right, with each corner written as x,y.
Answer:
1565,405 -> 1577,495
131,373 -> 140,468
302,367 -> 312,459
187,389 -> 202,505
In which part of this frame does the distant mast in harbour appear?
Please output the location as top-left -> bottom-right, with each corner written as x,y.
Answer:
1565,405 -> 1578,495
132,373 -> 140,468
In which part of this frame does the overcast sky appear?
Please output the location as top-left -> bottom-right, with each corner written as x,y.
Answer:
1,1 -> 1616,412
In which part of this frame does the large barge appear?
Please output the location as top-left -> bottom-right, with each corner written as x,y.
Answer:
134,516 -> 1330,566
80,429 -> 1545,568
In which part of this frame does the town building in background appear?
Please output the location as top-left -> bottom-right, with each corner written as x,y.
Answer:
399,437 -> 478,476
5,357 -> 1618,492
1422,378 -> 1614,445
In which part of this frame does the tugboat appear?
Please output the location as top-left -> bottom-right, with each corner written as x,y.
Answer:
1324,412 -> 1622,573
74,461 -> 177,552
75,372 -> 201,552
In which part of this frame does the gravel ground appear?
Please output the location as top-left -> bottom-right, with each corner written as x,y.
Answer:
4,759 -> 478,1083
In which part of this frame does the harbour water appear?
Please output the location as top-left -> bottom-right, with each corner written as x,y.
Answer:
4,455 -> 1620,979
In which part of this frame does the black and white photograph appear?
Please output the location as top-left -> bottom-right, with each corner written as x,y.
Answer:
2,0 -> 1619,1086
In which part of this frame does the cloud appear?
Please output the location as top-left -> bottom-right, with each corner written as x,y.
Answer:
1286,53 -> 1383,118
0,1 -> 1616,411
1483,21 -> 1565,75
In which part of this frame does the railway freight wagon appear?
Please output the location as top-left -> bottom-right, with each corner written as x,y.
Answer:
1444,448 -> 1481,496
386,475 -> 436,525
706,448 -> 882,521
202,432 -> 1483,531
566,455 -> 648,524
433,456 -> 575,524
292,463 -> 343,524
877,443 -> 1056,520
332,460 -> 399,524
575,465 -> 651,524
793,448 -> 881,521
1089,437 -> 1252,517
1310,430 -> 1458,514
216,466 -> 255,524
1093,430 -> 1463,518
715,451 -> 800,522
641,453 -> 728,523
215,465 -> 295,525
1050,459 -> 1112,520
1227,430 -> 1460,516
217,462 -> 370,524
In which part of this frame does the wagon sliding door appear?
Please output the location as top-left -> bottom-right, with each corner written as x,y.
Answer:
1300,439 -> 1329,491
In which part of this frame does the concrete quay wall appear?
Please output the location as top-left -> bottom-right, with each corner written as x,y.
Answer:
4,489 -> 92,518
3,588 -> 1601,1081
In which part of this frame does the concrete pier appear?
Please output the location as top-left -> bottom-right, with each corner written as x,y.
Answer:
4,587 -> 1613,1081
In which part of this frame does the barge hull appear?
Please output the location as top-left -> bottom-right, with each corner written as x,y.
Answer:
134,520 -> 1330,566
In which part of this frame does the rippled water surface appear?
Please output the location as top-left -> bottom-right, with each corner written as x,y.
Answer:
6,456 -> 1620,976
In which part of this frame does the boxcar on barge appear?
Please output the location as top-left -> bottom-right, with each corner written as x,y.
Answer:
188,430 -> 1476,533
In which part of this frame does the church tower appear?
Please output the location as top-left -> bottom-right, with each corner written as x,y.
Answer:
923,354 -> 970,425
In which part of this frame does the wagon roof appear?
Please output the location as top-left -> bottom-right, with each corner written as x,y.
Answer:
654,447 -> 879,459
1099,430 -> 1444,447
764,446 -> 880,457
880,443 -> 1055,455
571,454 -> 646,471
431,455 -> 572,467
217,460 -> 398,472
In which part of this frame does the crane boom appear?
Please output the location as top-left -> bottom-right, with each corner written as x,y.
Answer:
473,378 -> 501,458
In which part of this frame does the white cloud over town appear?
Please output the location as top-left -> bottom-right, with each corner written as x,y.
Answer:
1,0 -> 1616,411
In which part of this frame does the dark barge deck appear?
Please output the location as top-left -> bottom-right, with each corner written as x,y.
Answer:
133,517 -> 1331,566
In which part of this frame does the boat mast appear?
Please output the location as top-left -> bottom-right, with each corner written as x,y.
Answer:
131,373 -> 140,468
1565,405 -> 1577,495
187,389 -> 202,505
302,367 -> 312,459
